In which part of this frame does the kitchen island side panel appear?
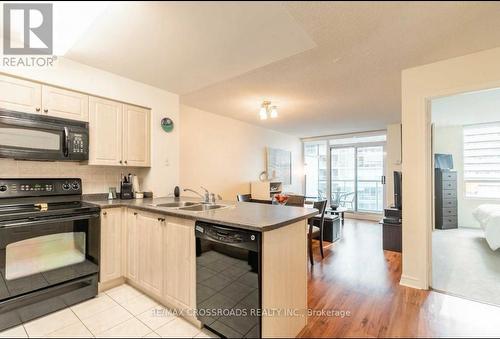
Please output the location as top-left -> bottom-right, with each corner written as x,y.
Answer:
261,220 -> 308,338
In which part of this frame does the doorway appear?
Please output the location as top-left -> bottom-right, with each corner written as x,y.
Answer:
431,87 -> 500,306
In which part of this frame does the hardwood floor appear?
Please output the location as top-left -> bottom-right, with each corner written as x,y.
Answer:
299,219 -> 500,338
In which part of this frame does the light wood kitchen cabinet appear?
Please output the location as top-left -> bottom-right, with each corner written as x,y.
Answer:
0,75 -> 89,121
137,210 -> 164,299
123,104 -> 151,167
163,217 -> 196,309
100,208 -> 196,313
0,74 -> 42,114
88,97 -> 123,166
88,96 -> 150,167
41,85 -> 89,121
126,209 -> 139,283
100,208 -> 123,283
0,75 -> 150,167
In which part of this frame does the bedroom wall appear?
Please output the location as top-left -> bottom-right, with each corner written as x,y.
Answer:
433,125 -> 478,228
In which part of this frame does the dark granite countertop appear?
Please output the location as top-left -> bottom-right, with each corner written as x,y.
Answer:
82,195 -> 318,232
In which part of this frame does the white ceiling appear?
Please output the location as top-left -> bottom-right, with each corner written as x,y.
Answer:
65,1 -> 500,137
66,2 -> 316,94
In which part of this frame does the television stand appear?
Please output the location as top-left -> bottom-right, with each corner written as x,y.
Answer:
381,207 -> 402,252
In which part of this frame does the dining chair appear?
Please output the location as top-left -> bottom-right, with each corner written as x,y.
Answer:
308,199 -> 327,265
237,194 -> 252,202
286,195 -> 305,207
339,192 -> 355,209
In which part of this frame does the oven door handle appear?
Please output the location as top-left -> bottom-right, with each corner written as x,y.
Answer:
0,213 -> 100,228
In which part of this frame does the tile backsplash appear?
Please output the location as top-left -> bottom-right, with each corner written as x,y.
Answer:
0,158 -> 148,194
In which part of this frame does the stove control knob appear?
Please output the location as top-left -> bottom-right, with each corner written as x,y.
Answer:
0,185 -> 7,192
71,181 -> 80,190
62,183 -> 71,190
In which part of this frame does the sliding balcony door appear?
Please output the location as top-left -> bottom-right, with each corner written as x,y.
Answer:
356,146 -> 385,212
331,147 -> 356,210
331,145 -> 385,213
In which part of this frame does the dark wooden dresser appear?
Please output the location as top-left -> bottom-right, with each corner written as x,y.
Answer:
435,168 -> 458,229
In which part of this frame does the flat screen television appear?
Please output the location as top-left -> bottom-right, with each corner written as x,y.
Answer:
434,154 -> 454,169
394,171 -> 402,210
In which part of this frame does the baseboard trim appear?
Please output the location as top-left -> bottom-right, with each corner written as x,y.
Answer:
345,213 -> 381,222
400,275 -> 427,290
98,277 -> 125,293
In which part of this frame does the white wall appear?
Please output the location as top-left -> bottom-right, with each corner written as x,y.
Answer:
0,58 -> 179,196
401,46 -> 500,290
180,105 -> 304,200
385,123 -> 402,208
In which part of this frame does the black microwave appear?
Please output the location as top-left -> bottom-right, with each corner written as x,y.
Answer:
0,109 -> 89,161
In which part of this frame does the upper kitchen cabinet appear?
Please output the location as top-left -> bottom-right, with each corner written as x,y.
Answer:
123,104 -> 151,167
88,96 -> 123,166
41,85 -> 89,121
88,97 -> 151,167
0,74 -> 42,114
0,75 -> 89,121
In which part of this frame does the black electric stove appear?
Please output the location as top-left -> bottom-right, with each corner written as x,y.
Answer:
0,178 -> 100,331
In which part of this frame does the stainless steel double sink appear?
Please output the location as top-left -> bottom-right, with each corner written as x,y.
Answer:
149,201 -> 228,212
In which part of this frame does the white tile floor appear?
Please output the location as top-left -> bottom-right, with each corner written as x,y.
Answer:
0,284 -> 218,338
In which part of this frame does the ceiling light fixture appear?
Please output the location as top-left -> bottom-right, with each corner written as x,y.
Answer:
259,104 -> 268,120
270,106 -> 278,119
259,101 -> 278,120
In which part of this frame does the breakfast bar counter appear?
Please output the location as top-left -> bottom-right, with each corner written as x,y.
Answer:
83,196 -> 318,232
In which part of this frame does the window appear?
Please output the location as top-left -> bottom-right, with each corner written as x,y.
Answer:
303,131 -> 386,213
463,123 -> 500,199
329,134 -> 386,146
304,141 -> 327,199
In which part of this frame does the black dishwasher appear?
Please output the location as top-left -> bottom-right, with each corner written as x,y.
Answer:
195,221 -> 261,338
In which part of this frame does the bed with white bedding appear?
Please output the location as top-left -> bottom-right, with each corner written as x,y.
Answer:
473,204 -> 500,251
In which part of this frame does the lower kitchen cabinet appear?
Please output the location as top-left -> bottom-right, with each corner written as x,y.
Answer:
100,208 -> 123,284
126,209 -> 139,283
100,208 -> 195,312
163,218 -> 196,309
136,210 -> 164,299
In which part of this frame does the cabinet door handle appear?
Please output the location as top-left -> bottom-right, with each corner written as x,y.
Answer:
103,211 -> 107,216
124,160 -> 128,164
133,212 -> 138,216
35,107 -> 41,112
43,109 -> 48,113
119,160 -> 123,164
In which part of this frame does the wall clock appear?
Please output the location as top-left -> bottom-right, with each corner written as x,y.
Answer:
161,117 -> 174,132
